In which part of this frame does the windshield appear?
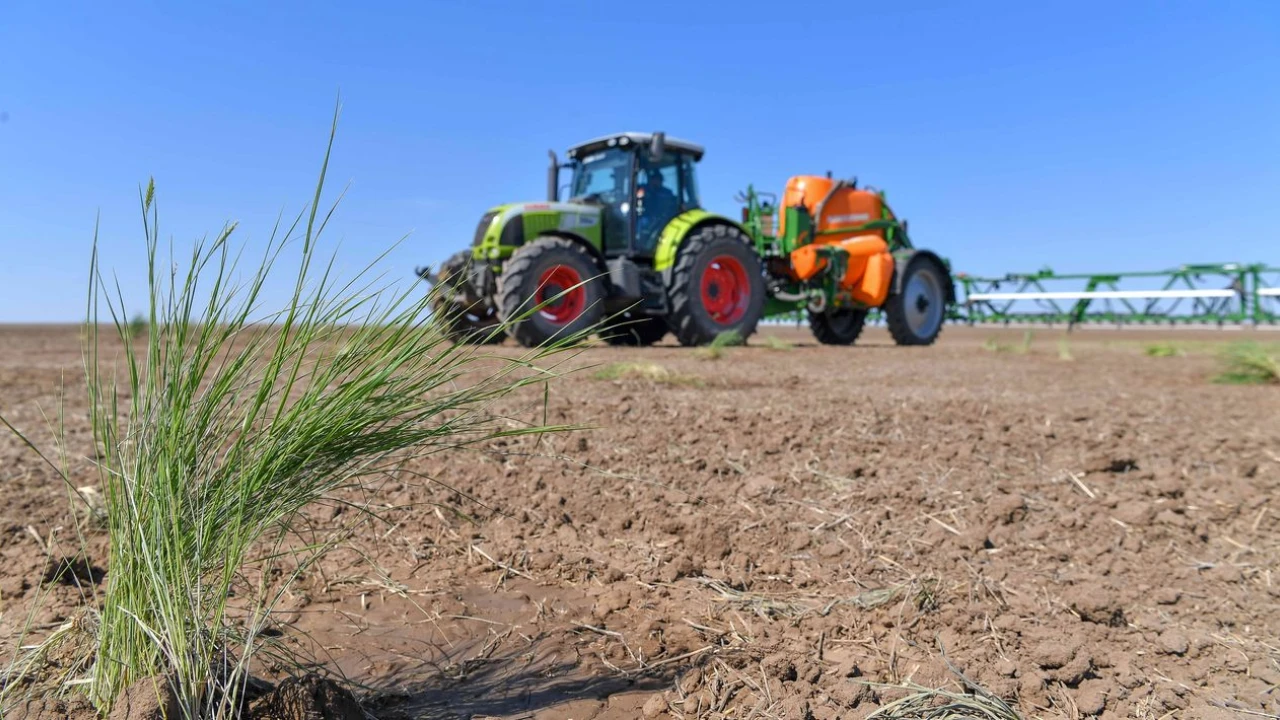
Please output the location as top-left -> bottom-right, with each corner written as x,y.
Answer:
568,148 -> 633,205
568,148 -> 633,253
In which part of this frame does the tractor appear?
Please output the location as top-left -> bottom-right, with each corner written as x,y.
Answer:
417,131 -> 955,348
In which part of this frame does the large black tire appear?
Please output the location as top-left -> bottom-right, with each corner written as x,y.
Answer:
884,256 -> 948,346
496,236 -> 607,347
808,308 -> 868,345
665,224 -> 766,347
428,251 -> 505,344
601,312 -> 668,346
436,303 -> 505,344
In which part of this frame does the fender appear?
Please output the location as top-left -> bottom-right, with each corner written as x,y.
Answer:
529,231 -> 607,267
653,209 -> 749,272
891,249 -> 956,304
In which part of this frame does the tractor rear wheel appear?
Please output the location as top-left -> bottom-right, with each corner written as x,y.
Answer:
884,256 -> 947,346
808,308 -> 867,345
665,224 -> 766,347
497,236 -> 606,347
601,312 -> 668,346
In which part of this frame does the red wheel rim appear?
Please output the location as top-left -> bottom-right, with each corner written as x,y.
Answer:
700,254 -> 750,325
535,264 -> 586,324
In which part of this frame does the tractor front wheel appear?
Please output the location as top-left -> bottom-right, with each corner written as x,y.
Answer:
883,256 -> 947,346
437,303 -> 506,344
497,237 -> 606,347
665,224 -> 766,347
428,250 -> 505,345
809,308 -> 867,345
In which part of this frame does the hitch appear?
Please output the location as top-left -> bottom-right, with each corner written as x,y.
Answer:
415,265 -> 439,285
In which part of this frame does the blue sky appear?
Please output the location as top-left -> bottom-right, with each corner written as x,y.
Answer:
1,0 -> 1277,322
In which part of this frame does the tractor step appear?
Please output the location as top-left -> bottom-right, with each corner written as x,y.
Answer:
606,257 -> 668,314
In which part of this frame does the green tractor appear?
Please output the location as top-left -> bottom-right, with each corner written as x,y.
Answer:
418,131 -> 956,348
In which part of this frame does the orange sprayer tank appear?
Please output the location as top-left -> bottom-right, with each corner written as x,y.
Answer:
779,175 -> 895,306
778,175 -> 887,244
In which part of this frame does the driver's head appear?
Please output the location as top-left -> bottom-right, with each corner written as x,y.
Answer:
647,169 -> 665,187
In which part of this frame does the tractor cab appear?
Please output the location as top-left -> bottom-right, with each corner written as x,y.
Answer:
555,132 -> 704,261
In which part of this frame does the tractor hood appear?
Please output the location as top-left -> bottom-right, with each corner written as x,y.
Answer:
471,201 -> 604,258
502,200 -> 601,217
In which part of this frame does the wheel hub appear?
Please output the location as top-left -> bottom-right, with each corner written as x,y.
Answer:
536,265 -> 585,325
700,255 -> 750,325
904,270 -> 943,338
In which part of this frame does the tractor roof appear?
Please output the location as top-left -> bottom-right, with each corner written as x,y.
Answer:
565,132 -> 705,162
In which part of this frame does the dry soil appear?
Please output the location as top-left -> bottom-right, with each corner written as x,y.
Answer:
1,323 -> 1277,720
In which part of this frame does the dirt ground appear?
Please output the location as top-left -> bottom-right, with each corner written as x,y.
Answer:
1,322 -> 1277,719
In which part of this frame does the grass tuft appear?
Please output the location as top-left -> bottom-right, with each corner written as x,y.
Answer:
710,329 -> 745,348
695,329 -> 745,360
1213,342 -> 1280,385
1,103 -> 581,719
983,331 -> 1035,355
763,335 -> 793,351
1057,338 -> 1074,362
1145,342 -> 1185,358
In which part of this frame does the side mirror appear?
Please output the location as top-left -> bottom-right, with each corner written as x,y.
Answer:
649,132 -> 666,161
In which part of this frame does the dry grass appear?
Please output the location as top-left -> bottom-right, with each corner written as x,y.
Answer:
861,681 -> 1023,719
591,361 -> 701,386
694,577 -> 906,620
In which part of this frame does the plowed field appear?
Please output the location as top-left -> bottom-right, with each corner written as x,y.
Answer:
2,324 -> 1277,719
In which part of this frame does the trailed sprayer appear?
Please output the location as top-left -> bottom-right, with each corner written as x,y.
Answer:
418,131 -> 956,347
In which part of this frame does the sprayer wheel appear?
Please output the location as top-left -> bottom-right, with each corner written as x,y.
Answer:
808,308 -> 868,345
665,224 -> 766,347
884,256 -> 947,346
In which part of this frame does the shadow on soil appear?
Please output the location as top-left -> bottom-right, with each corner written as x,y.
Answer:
359,641 -> 682,720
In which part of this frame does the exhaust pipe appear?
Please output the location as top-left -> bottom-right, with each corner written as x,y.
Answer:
547,150 -> 559,202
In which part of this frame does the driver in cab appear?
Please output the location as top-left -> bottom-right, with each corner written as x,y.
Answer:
637,168 -> 679,252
